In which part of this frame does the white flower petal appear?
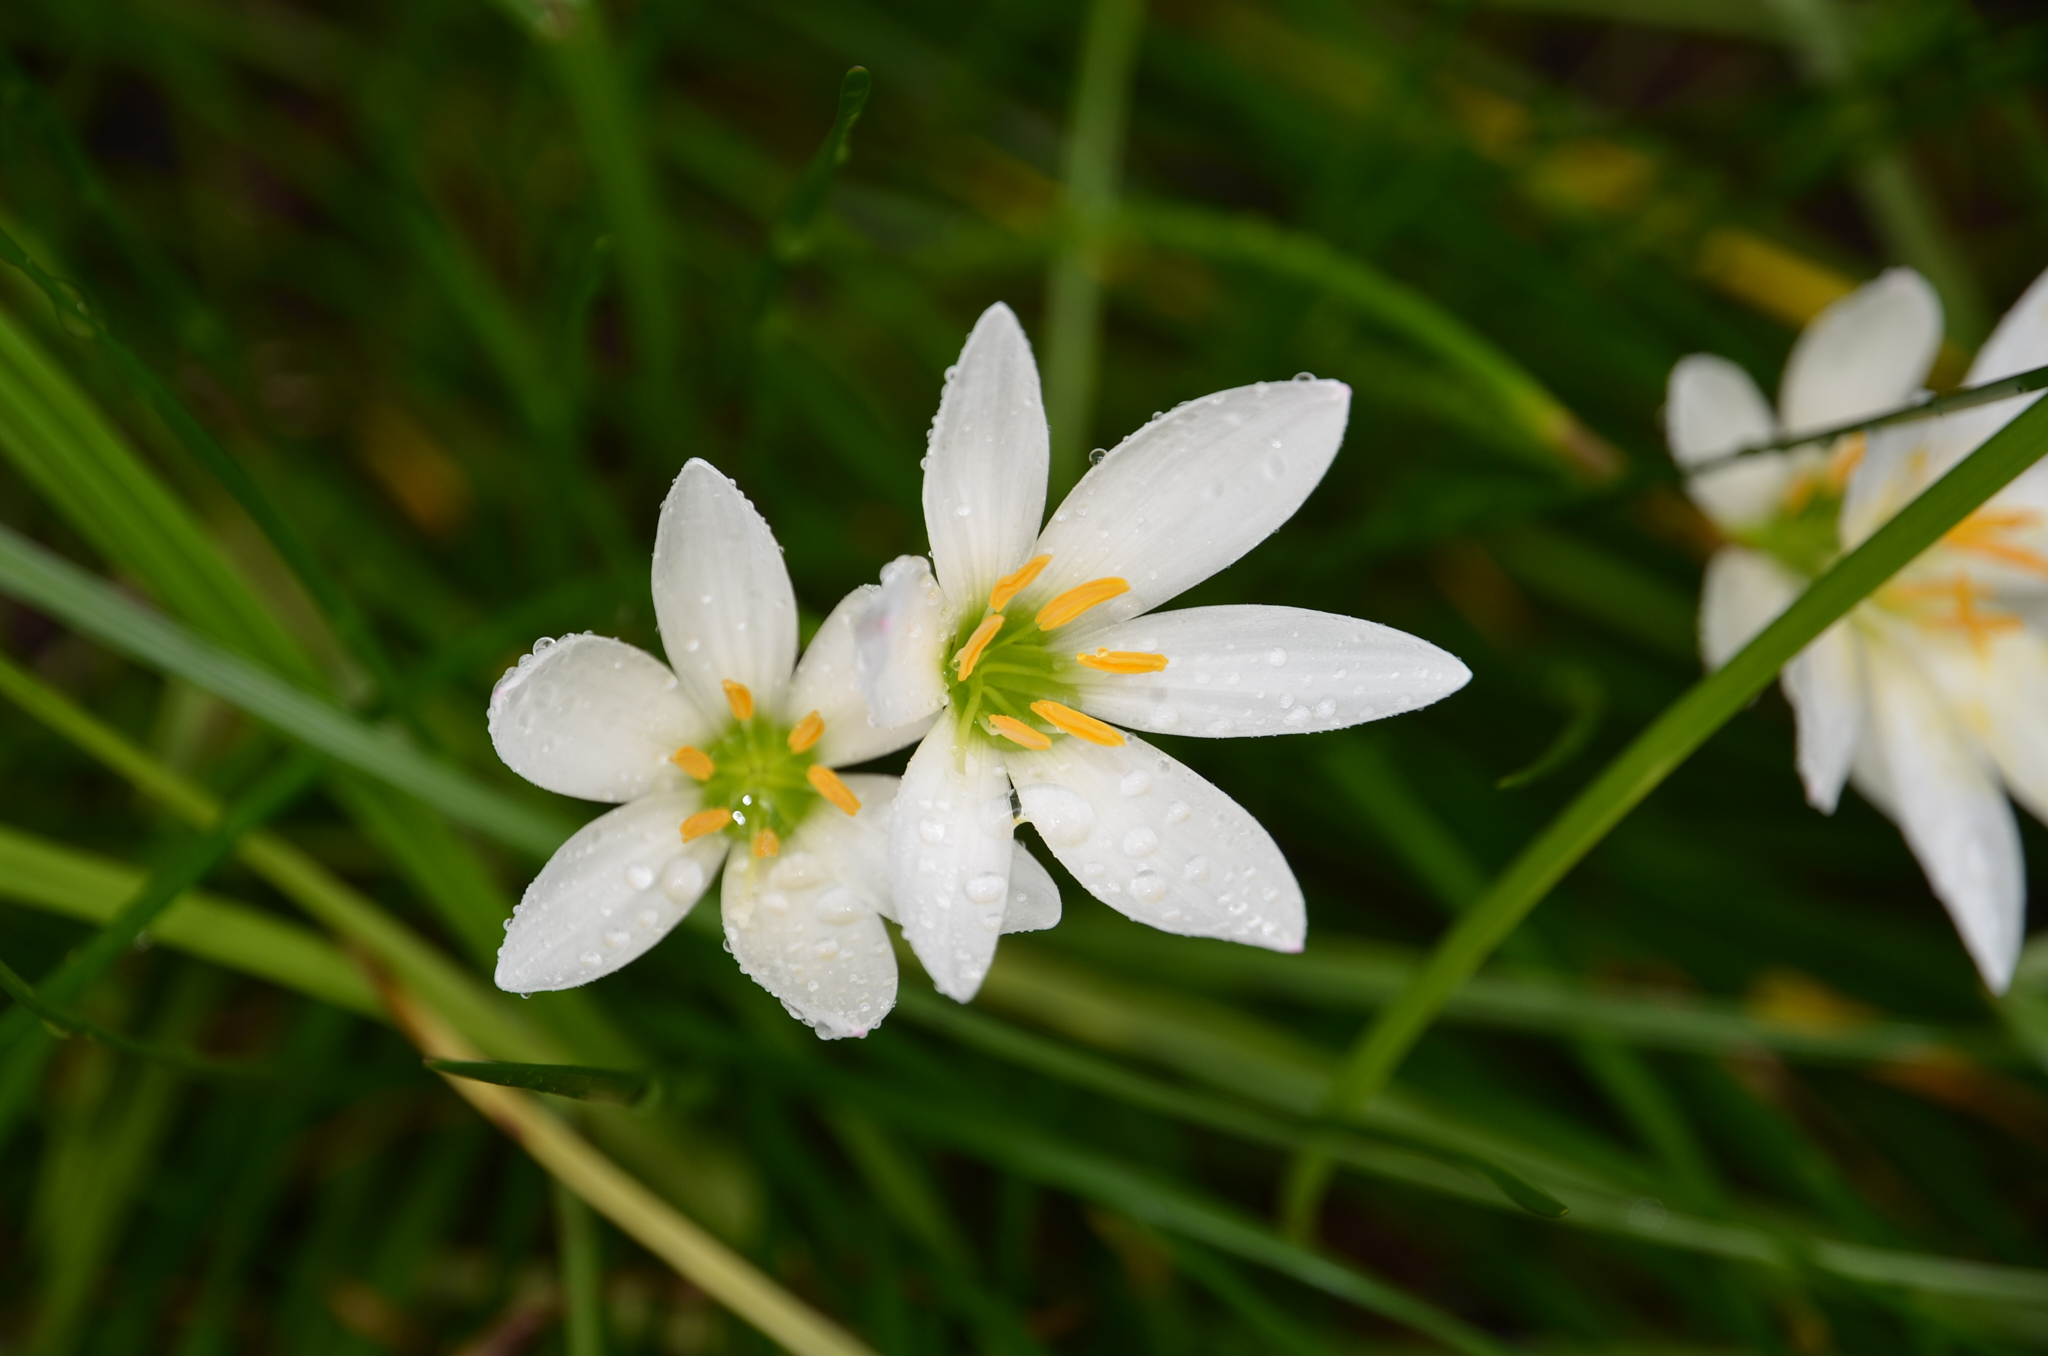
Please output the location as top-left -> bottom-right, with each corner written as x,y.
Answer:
925,303 -> 1049,606
1782,620 -> 1865,814
1029,379 -> 1352,628
1067,605 -> 1469,738
889,723 -> 1015,1000
1007,734 -> 1304,952
1002,845 -> 1061,934
487,634 -> 713,802
1779,268 -> 1942,439
720,822 -> 897,1040
1666,353 -> 1775,469
1859,654 -> 2024,992
856,555 -> 952,729
789,773 -> 899,918
651,460 -> 799,715
1911,626 -> 2048,829
1699,547 -> 1800,670
495,792 -> 724,993
785,586 -> 938,767
1686,448 -> 1806,532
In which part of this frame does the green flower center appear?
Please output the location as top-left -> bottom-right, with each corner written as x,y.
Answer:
1737,476 -> 1844,579
944,609 -> 1080,739
696,714 -> 821,847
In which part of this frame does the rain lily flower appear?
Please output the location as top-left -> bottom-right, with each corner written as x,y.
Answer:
487,460 -> 1054,1037
1666,265 -> 2048,991
856,303 -> 1472,1001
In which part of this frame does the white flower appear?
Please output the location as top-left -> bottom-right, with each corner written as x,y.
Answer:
1667,265 -> 2048,991
855,303 -> 1473,1001
487,460 -> 961,1038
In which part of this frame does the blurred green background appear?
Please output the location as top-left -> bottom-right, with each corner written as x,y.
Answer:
1,0 -> 2046,1352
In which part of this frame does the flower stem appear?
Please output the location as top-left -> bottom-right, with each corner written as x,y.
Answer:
1279,389 -> 2048,1240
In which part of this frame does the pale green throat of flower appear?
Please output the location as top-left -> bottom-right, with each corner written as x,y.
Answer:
942,553 -> 1169,750
671,679 -> 862,857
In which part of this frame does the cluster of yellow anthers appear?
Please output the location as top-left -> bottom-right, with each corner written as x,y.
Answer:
947,554 -> 1170,753
667,678 -> 863,859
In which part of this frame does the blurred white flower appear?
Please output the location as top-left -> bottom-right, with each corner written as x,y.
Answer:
487,459 -> 1009,1038
1666,266 -> 2048,991
856,303 -> 1472,1001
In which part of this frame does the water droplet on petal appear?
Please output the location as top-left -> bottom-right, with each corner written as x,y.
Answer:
919,817 -> 947,845
1165,800 -> 1190,824
1130,872 -> 1167,904
1123,827 -> 1159,858
965,873 -> 1007,904
625,864 -> 655,891
1019,784 -> 1096,846
1119,770 -> 1152,797
1267,648 -> 1287,667
579,950 -> 603,967
660,856 -> 706,903
1184,856 -> 1210,882
814,888 -> 863,925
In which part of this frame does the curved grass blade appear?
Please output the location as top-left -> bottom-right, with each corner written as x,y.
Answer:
0,224 -> 411,710
0,823 -> 382,1017
0,951 -> 267,1080
0,749 -> 320,1061
0,528 -> 574,856
1282,382 -> 2048,1236
1127,200 -> 1621,479
768,67 -> 872,269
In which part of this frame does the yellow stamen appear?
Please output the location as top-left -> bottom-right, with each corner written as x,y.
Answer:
752,827 -> 780,858
988,554 -> 1052,611
953,614 -> 1005,680
807,764 -> 862,816
1075,648 -> 1169,675
987,714 -> 1052,750
1946,508 -> 2048,576
1030,700 -> 1126,747
1825,432 -> 1866,491
722,679 -> 754,721
1034,577 -> 1129,630
680,808 -> 733,842
787,710 -> 824,753
1883,574 -> 2021,655
669,746 -> 715,780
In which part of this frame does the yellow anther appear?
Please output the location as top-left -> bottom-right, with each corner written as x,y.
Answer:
787,710 -> 824,753
1075,648 -> 1169,675
1034,577 -> 1128,630
807,764 -> 862,817
669,746 -> 715,780
752,827 -> 780,858
722,679 -> 754,721
987,714 -> 1052,750
1947,508 -> 2048,576
1030,700 -> 1126,747
680,807 -> 733,842
953,614 -> 1005,680
1825,432 -> 1866,491
988,554 -> 1052,612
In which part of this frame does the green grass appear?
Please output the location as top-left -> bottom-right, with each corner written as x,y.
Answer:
1,0 -> 2047,1352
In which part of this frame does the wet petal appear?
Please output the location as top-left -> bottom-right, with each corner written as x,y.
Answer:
1029,379 -> 1351,628
1699,547 -> 1800,671
720,817 -> 897,1040
1666,353 -> 1775,469
652,460 -> 799,717
786,586 -> 939,767
1068,605 -> 1469,738
1783,620 -> 1866,814
1780,268 -> 1942,439
1002,845 -> 1061,934
856,555 -> 952,729
925,303 -> 1050,606
791,773 -> 899,917
495,792 -> 726,993
1007,735 -> 1304,952
488,633 -> 713,802
1858,651 -> 2024,992
890,723 -> 1015,1000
